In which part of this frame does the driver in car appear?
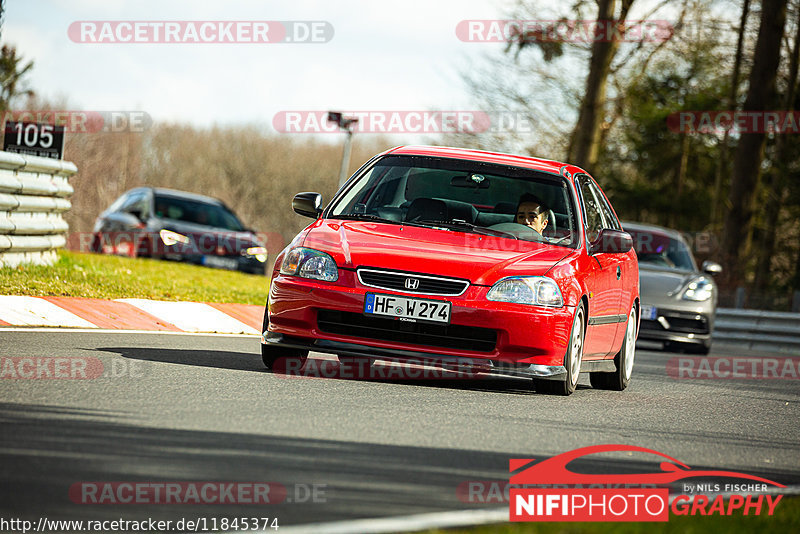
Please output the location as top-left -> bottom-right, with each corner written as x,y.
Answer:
516,193 -> 549,236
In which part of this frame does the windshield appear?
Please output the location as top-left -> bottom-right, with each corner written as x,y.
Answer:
628,229 -> 697,271
327,155 -> 579,247
154,195 -> 245,231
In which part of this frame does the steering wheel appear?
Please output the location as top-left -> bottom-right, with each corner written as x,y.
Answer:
487,222 -> 547,243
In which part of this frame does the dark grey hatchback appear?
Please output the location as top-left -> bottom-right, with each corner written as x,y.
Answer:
91,187 -> 268,275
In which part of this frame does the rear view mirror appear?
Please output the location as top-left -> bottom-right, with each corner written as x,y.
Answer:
589,229 -> 633,254
293,192 -> 323,218
450,174 -> 490,189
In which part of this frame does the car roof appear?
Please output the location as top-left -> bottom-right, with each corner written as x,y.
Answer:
383,145 -> 588,179
621,221 -> 687,241
147,187 -> 225,206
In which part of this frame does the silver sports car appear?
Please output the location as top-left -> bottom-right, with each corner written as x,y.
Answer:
623,222 -> 722,355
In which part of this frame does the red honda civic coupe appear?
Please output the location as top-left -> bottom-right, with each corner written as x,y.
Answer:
261,146 -> 640,395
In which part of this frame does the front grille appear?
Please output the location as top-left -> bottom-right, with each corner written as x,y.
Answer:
317,310 -> 497,352
357,268 -> 470,296
640,311 -> 709,334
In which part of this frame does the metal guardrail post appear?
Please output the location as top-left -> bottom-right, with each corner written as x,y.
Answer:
734,287 -> 746,309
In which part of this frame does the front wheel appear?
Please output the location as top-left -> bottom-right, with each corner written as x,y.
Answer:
590,305 -> 637,391
535,305 -> 585,396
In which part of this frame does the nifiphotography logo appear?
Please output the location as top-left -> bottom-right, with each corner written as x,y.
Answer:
508,444 -> 785,522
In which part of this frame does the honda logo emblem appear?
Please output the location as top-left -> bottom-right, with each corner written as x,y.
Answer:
404,277 -> 420,290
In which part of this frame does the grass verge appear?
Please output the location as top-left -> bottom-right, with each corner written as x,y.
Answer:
0,250 -> 269,305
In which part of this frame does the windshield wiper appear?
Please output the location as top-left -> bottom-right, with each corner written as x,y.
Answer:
332,214 -> 400,224
333,215 -> 519,240
414,219 -> 518,240
333,214 -> 450,230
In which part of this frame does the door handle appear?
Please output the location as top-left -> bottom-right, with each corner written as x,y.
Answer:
616,266 -> 621,280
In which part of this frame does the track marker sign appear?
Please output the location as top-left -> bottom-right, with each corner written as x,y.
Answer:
3,120 -> 65,159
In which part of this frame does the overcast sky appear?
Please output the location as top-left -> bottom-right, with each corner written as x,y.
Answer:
4,0 -> 515,138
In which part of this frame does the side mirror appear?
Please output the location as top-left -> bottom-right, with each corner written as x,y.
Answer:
702,260 -> 723,275
589,229 -> 633,254
293,192 -> 323,218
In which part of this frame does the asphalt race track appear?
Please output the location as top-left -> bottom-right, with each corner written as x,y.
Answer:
1,330 -> 798,530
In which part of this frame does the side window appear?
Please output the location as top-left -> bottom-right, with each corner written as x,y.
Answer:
589,181 -> 621,230
578,178 -> 603,244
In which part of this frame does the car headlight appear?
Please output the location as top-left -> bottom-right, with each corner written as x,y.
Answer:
245,246 -> 268,263
487,276 -> 563,307
682,276 -> 714,301
280,247 -> 338,282
159,229 -> 190,246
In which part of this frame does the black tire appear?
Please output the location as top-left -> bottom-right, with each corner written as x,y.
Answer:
136,235 -> 153,258
90,233 -> 103,253
686,342 -> 711,355
261,343 -> 308,371
534,305 -> 585,396
665,340 -> 710,355
590,305 -> 637,391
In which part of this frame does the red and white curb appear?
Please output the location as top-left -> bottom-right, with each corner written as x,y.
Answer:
0,295 -> 262,335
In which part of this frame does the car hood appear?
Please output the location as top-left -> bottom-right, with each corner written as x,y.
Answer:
301,220 -> 574,285
638,266 -> 700,298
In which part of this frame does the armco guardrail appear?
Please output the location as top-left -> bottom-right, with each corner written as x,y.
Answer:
713,308 -> 800,353
0,151 -> 77,267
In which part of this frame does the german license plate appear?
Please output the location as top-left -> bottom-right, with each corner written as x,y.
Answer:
641,304 -> 657,321
364,293 -> 451,324
202,255 -> 239,270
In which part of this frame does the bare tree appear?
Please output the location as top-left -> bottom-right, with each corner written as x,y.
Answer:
711,0 -> 751,227
567,0 -> 635,171
0,45 -> 34,113
753,2 -> 800,291
721,0 -> 789,288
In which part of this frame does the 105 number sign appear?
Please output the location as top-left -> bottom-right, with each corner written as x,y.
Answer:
3,121 -> 65,159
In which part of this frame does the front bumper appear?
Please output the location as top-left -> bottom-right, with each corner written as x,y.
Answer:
265,270 -> 579,369
638,307 -> 713,346
157,253 -> 266,274
263,331 -> 581,380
